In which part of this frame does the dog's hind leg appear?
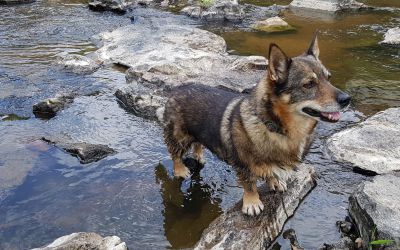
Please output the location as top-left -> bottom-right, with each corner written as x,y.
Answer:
238,171 -> 264,216
164,122 -> 193,179
192,143 -> 205,165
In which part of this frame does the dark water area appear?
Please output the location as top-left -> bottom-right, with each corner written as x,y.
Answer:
0,0 -> 398,249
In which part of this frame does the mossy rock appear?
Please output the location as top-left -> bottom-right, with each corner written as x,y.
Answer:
252,16 -> 296,33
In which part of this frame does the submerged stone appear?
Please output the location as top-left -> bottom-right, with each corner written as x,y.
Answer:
252,16 -> 295,32
194,164 -> 316,249
349,174 -> 400,250
380,27 -> 400,46
327,107 -> 400,175
31,232 -> 127,250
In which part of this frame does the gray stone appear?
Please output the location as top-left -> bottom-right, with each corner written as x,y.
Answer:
56,54 -> 101,74
42,138 -> 116,164
194,164 -> 316,249
180,0 -> 245,22
252,16 -> 295,32
349,174 -> 400,250
289,0 -> 369,12
380,27 -> 400,46
319,237 -> 355,250
88,0 -> 135,14
31,232 -> 127,250
33,95 -> 75,119
327,108 -> 400,175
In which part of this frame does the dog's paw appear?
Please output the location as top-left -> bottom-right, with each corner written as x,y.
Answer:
268,177 -> 287,192
174,166 -> 191,179
242,198 -> 264,216
196,156 -> 206,165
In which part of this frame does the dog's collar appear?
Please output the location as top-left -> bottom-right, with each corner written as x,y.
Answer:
262,119 -> 284,134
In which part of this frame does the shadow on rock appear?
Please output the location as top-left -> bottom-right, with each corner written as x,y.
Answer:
155,159 -> 222,249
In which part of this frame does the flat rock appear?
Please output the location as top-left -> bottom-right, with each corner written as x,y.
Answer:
194,164 -> 316,249
380,27 -> 400,46
349,174 -> 400,249
33,95 -> 75,119
31,232 -> 127,250
252,16 -> 295,32
42,138 -> 116,164
289,0 -> 369,12
88,0 -> 135,14
327,107 -> 400,175
56,53 -> 101,74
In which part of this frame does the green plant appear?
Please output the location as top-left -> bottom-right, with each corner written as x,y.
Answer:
199,0 -> 213,8
368,225 -> 395,250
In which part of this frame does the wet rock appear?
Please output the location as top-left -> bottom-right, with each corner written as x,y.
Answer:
349,174 -> 400,250
88,0 -> 135,14
194,164 -> 316,249
56,53 -> 101,74
31,232 -> 127,250
327,107 -> 400,175
181,0 -> 245,22
0,0 -> 34,4
336,220 -> 354,235
42,138 -> 116,164
289,0 -> 369,12
94,24 -> 267,119
252,16 -> 295,33
283,229 -> 304,250
319,237 -> 355,250
33,95 -> 75,119
380,27 -> 400,46
115,88 -> 166,121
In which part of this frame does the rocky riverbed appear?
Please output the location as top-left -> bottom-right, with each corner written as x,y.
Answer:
0,0 -> 400,249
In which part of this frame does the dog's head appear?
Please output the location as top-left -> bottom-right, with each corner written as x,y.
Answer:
266,33 -> 350,123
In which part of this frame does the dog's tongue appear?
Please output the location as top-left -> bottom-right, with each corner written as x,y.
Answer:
321,111 -> 340,121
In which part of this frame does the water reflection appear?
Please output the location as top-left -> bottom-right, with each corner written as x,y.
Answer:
155,159 -> 222,249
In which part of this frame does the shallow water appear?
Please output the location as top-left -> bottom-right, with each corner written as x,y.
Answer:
0,0 -> 398,249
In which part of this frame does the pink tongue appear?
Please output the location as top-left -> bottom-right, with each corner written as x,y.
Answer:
321,111 -> 341,120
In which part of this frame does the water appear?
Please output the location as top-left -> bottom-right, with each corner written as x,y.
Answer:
0,0 -> 399,249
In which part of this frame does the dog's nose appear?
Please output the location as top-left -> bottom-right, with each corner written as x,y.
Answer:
336,91 -> 351,108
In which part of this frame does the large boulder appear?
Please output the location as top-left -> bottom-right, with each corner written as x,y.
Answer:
380,27 -> 400,46
31,232 -> 127,250
194,164 -> 316,249
289,0 -> 369,12
88,0 -> 135,14
327,108 -> 400,175
349,174 -> 400,250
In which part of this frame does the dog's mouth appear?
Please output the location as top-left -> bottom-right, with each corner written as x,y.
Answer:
302,107 -> 340,123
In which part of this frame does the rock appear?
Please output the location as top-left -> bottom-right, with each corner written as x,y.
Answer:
289,0 -> 369,12
56,54 -> 101,74
88,0 -> 135,14
94,24 -> 267,119
42,138 -> 116,164
283,229 -> 304,250
327,108 -> 400,175
0,0 -> 34,4
31,232 -> 127,250
33,95 -> 75,119
349,174 -> 400,250
252,16 -> 295,33
319,237 -> 354,250
180,0 -> 245,22
115,88 -> 166,121
194,164 -> 316,249
380,27 -> 400,46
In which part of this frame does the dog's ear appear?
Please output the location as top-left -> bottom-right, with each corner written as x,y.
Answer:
268,43 -> 291,85
306,32 -> 319,58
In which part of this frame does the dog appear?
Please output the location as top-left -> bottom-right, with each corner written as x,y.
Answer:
161,34 -> 351,216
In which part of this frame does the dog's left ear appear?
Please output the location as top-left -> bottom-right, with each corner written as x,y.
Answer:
306,32 -> 320,59
268,43 -> 291,84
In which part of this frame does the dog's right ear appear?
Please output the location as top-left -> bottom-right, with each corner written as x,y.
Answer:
268,44 -> 291,85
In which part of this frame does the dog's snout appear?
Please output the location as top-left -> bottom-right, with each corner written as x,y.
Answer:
336,91 -> 351,108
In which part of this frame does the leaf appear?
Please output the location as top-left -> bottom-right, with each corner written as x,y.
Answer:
369,239 -> 395,245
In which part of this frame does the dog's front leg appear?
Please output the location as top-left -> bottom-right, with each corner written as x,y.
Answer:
238,172 -> 264,216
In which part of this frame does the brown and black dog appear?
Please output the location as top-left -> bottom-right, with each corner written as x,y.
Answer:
161,34 -> 350,216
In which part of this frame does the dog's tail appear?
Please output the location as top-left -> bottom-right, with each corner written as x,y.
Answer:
156,107 -> 165,125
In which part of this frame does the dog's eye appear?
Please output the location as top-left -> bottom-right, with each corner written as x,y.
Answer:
303,80 -> 317,89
